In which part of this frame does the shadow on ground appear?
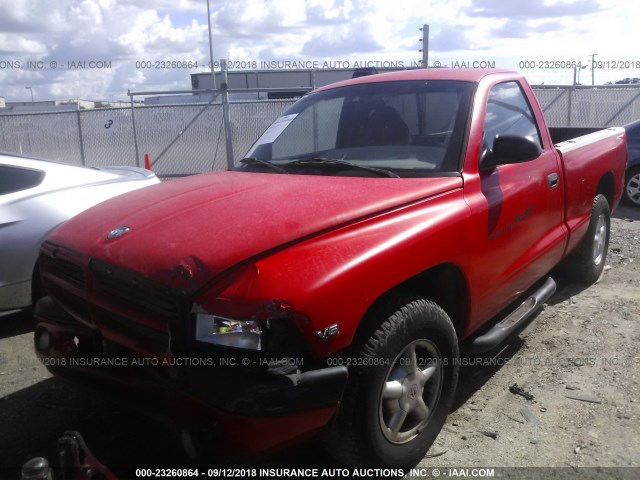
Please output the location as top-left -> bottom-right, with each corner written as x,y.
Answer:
0,310 -> 34,340
613,204 -> 640,221
0,378 -> 190,479
0,339 -> 535,478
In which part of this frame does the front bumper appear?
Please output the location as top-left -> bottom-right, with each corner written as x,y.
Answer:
34,296 -> 348,454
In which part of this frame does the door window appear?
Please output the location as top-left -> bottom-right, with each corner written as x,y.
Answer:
483,81 -> 542,152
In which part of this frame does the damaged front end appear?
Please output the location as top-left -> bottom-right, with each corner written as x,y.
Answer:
34,243 -> 348,456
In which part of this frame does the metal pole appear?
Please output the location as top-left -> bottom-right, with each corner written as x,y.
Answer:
206,0 -> 217,91
590,53 -> 598,86
0,114 -> 7,150
567,87 -> 573,127
76,102 -> 86,166
422,24 -> 429,68
129,91 -> 141,167
221,59 -> 234,169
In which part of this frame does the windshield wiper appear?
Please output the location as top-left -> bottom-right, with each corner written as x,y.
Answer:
284,157 -> 400,178
239,157 -> 288,174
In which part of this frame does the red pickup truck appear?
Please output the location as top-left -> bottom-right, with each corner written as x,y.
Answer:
34,69 -> 627,468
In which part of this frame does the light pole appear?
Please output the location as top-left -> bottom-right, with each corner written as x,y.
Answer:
589,53 -> 598,86
206,0 -> 217,91
573,65 -> 587,85
25,86 -> 34,103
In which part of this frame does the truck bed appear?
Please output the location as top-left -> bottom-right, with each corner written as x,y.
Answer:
549,127 -> 607,145
553,126 -> 627,254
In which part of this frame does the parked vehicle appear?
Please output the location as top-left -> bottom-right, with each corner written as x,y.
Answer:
33,69 -> 627,468
623,119 -> 640,207
0,153 -> 159,317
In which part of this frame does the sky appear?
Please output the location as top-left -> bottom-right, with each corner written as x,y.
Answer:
0,0 -> 638,102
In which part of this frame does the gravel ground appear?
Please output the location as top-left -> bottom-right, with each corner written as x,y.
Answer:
0,205 -> 638,480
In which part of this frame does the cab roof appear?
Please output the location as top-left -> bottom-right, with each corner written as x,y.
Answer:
314,68 -> 519,92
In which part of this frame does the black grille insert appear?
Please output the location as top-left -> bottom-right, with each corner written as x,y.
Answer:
40,248 -> 85,290
89,259 -> 184,320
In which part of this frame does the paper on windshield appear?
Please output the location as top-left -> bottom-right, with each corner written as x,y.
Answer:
254,113 -> 298,144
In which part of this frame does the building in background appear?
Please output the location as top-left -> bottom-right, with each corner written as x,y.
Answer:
144,67 -> 385,105
0,99 -> 130,113
191,67 -> 383,96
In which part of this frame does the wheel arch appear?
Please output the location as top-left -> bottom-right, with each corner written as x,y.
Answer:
596,170 -> 615,207
353,263 -> 469,349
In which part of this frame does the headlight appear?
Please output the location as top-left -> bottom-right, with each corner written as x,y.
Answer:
194,307 -> 264,350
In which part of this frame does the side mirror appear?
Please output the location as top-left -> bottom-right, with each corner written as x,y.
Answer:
480,135 -> 542,170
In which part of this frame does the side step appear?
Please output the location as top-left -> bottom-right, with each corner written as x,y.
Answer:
463,277 -> 557,355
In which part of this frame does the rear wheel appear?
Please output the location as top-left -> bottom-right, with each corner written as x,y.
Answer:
563,194 -> 610,284
623,166 -> 640,207
325,299 -> 459,468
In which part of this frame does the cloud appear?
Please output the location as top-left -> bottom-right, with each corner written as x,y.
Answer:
300,18 -> 384,57
210,0 -> 309,38
466,0 -> 603,19
2,0 -> 475,99
0,34 -> 48,55
0,0 -> 69,34
491,18 -> 565,39
0,0 -> 635,100
471,0 -> 601,40
429,25 -> 475,52
0,1 -> 214,100
209,0 -> 414,59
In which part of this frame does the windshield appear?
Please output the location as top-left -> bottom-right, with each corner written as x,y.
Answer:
239,80 -> 473,177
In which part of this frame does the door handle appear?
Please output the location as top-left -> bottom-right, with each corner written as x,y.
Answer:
548,172 -> 559,189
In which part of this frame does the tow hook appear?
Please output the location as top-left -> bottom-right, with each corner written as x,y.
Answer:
21,431 -> 116,480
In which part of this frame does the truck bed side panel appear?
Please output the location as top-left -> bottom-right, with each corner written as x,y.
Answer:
556,128 -> 627,255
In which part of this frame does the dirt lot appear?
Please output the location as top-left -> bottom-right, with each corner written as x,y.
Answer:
1,205 -> 638,480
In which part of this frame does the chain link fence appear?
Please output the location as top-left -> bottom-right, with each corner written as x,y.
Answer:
0,99 -> 295,178
1,86 -> 639,177
134,103 -> 226,175
0,110 -> 84,164
79,107 -> 136,167
536,86 -> 640,127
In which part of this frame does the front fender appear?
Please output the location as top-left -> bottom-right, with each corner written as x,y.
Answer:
197,188 -> 473,357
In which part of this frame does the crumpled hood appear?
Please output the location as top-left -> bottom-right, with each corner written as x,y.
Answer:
47,171 -> 461,293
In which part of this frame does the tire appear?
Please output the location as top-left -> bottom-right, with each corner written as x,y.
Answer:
563,194 -> 611,284
324,299 -> 459,468
623,166 -> 640,207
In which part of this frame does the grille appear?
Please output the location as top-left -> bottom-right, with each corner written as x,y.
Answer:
39,243 -> 187,355
39,242 -> 90,325
90,260 -> 182,319
89,259 -> 187,354
40,243 -> 85,290
92,306 -> 171,354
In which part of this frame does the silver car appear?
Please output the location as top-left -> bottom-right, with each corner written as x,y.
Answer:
0,153 -> 160,316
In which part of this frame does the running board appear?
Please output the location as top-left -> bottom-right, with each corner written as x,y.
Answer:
463,277 -> 557,355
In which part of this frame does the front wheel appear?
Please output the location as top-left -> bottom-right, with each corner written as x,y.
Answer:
324,299 -> 459,468
562,194 -> 611,284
